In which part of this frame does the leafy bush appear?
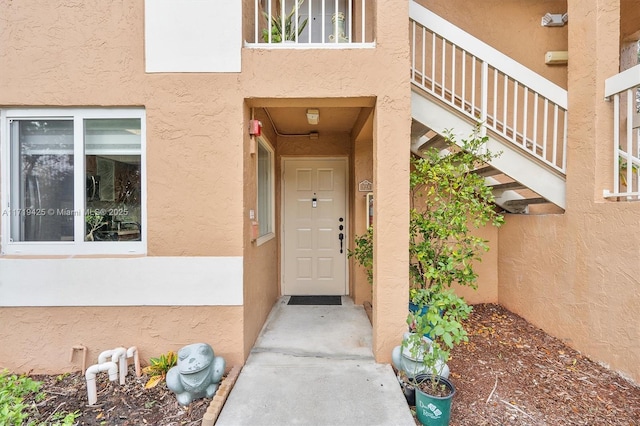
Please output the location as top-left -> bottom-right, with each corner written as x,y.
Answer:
347,226 -> 373,285
142,351 -> 177,389
409,128 -> 503,293
0,369 -> 42,425
0,369 -> 79,426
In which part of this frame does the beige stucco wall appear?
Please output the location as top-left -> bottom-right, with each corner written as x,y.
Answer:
453,225 -> 499,305
498,0 -> 640,383
351,130 -> 374,306
0,0 -> 247,373
10,0 -> 637,383
0,306 -> 244,374
419,0 -> 568,89
0,0 -> 412,371
241,106 -> 280,361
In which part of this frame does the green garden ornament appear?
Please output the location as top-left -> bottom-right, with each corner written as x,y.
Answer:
166,343 -> 225,406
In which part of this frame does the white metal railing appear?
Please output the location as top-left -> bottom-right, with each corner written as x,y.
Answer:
249,0 -> 373,46
409,2 -> 568,175
604,64 -> 640,200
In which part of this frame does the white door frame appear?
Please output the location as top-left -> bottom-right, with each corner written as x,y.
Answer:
280,156 -> 350,296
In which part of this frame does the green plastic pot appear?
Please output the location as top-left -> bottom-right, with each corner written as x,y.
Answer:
414,374 -> 455,426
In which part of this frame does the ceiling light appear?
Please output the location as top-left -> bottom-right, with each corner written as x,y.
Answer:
306,109 -> 319,125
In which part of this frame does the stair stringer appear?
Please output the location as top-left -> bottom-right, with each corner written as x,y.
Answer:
411,89 -> 566,210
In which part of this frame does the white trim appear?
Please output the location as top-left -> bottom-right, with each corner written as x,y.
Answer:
256,135 -> 275,245
244,42 -> 376,49
0,256 -> 243,306
605,64 -> 640,98
0,108 -> 146,256
409,1 -> 567,109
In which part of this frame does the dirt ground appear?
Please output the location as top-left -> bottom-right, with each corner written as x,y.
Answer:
21,303 -> 640,425
439,304 -> 640,425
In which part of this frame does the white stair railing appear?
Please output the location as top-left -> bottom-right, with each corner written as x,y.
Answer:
409,1 -> 568,175
604,64 -> 640,200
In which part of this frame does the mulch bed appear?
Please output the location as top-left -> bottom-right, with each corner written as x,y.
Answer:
408,303 -> 640,425
19,303 -> 640,425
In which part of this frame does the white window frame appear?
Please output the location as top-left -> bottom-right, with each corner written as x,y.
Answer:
256,135 -> 275,246
0,108 -> 147,255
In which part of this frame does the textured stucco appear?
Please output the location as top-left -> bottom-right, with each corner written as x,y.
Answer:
419,0 -> 568,89
0,0 -> 413,371
498,0 -> 640,383
0,306 -> 244,374
3,0 -> 637,384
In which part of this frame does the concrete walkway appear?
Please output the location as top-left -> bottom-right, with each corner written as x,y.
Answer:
216,296 -> 415,426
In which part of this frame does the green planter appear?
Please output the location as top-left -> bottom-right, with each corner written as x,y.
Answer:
414,374 -> 455,426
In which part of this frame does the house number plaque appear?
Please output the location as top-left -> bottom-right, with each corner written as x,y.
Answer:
358,179 -> 373,192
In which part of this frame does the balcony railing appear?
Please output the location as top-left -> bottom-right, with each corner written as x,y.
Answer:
248,0 -> 374,47
604,64 -> 640,201
409,2 -> 568,175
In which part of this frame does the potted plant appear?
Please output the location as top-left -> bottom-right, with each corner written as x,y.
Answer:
405,128 -> 502,425
262,0 -> 308,43
404,289 -> 471,425
352,126 -> 503,424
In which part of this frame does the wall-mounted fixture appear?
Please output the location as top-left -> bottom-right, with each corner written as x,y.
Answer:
306,109 -> 319,125
249,119 -> 262,136
541,13 -> 568,27
309,131 -> 319,140
545,51 -> 568,65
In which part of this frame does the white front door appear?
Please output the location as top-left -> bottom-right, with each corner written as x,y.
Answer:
282,158 -> 347,295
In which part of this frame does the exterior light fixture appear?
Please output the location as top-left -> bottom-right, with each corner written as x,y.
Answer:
545,51 -> 568,65
306,109 -> 319,125
541,13 -> 568,27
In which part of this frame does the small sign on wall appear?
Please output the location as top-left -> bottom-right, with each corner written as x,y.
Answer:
358,179 -> 373,192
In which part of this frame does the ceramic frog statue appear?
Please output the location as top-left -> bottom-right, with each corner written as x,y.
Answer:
166,343 -> 225,406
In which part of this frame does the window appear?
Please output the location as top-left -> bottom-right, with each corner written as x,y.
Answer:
1,108 -> 145,255
256,136 -> 274,244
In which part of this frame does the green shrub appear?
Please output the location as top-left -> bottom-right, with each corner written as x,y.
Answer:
0,369 -> 80,426
0,369 -> 43,425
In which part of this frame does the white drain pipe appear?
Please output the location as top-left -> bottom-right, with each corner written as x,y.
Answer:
85,362 -> 118,405
127,346 -> 141,377
98,347 -> 127,385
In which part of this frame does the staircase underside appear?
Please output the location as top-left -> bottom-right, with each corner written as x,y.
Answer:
411,88 -> 566,214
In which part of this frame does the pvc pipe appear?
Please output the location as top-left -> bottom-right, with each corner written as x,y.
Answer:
98,347 -> 127,385
127,346 -> 141,377
85,362 -> 118,405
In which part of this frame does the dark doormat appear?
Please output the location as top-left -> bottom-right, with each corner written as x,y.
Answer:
287,296 -> 342,305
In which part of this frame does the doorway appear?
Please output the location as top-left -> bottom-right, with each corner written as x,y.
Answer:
282,157 -> 348,295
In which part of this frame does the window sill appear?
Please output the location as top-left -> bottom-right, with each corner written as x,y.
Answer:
256,232 -> 275,246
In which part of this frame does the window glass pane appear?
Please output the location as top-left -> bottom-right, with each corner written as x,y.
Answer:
257,140 -> 273,236
84,119 -> 142,242
10,120 -> 74,242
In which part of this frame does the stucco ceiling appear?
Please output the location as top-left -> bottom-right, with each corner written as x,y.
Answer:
264,106 -> 363,135
247,97 -> 375,139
